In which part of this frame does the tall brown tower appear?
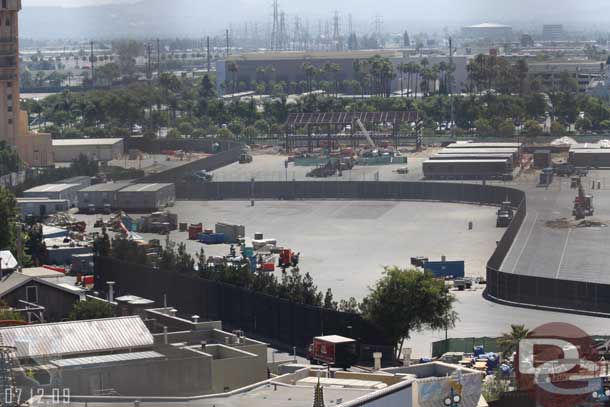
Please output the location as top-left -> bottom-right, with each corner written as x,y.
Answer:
0,0 -> 20,146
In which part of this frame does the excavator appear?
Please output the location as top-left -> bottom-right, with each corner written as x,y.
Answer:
573,182 -> 594,220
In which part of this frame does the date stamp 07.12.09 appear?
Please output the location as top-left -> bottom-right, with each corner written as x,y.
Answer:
4,388 -> 70,404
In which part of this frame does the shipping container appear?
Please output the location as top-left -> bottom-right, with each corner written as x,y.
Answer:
215,223 -> 246,243
423,159 -> 513,180
423,261 -> 465,279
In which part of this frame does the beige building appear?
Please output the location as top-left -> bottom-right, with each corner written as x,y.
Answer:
0,1 -> 53,167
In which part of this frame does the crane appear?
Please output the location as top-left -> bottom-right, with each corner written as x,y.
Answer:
355,119 -> 376,149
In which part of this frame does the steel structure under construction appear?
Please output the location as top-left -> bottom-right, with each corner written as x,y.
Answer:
284,111 -> 422,151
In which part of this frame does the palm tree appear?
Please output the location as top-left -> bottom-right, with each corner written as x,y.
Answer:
515,59 -> 529,96
497,324 -> 529,358
398,63 -> 408,98
301,62 -> 316,93
227,61 -> 239,94
412,64 -> 421,99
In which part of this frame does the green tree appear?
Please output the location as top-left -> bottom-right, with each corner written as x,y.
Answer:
0,187 -> 17,250
69,300 -> 115,321
339,297 -> 360,313
178,121 -> 194,136
576,117 -> 593,132
498,119 -> 515,137
523,119 -> 543,137
497,324 -> 529,358
361,267 -> 456,358
323,288 -> 337,310
550,121 -> 566,137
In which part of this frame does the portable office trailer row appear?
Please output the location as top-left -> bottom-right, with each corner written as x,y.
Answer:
423,159 -> 513,180
437,148 -> 520,164
77,181 -> 133,213
569,149 -> 610,168
430,154 -> 514,170
116,184 -> 176,212
23,183 -> 83,207
445,142 -> 523,149
17,198 -> 70,220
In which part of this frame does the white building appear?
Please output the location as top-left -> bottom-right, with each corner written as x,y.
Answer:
461,23 -> 513,40
52,138 -> 124,163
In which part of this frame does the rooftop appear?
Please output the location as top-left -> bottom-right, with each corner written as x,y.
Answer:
52,138 -> 123,147
0,316 -> 153,359
119,183 -> 174,193
79,181 -> 133,193
314,335 -> 355,344
0,251 -> 18,270
463,22 -> 512,29
227,50 -> 401,62
16,198 -> 69,204
23,183 -> 82,193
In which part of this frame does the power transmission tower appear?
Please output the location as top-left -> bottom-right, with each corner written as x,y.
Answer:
279,10 -> 287,50
332,10 -> 341,51
157,38 -> 162,79
293,16 -> 301,51
146,43 -> 152,80
449,36 -> 456,137
271,0 -> 279,50
90,41 -> 95,86
348,13 -> 353,35
207,36 -> 211,73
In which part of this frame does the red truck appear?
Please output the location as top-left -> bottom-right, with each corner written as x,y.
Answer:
307,335 -> 358,369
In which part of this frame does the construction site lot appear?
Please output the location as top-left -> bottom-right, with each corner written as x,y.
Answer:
212,153 -> 430,182
502,169 -> 610,284
75,199 -> 501,301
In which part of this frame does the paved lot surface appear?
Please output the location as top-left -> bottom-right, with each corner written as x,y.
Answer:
502,170 -> 610,284
212,153 -> 429,182
80,200 -> 501,301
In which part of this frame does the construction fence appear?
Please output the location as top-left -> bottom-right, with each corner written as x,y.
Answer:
431,337 -> 499,358
94,257 -> 395,364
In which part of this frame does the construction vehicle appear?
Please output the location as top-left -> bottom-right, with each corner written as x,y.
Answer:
239,153 -> 253,164
496,201 -> 514,228
278,249 -> 300,270
190,170 -> 213,183
573,183 -> 594,220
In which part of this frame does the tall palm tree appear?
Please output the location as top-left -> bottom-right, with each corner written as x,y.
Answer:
301,62 -> 316,92
227,62 -> 239,94
412,64 -> 421,99
497,324 -> 529,358
515,59 -> 529,96
398,63 -> 408,98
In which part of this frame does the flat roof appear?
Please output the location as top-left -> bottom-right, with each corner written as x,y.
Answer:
446,142 -> 522,148
51,351 -> 164,368
572,149 -> 610,154
23,183 -> 81,193
463,23 -> 512,29
17,198 -> 69,204
79,181 -> 133,193
227,50 -> 401,62
424,159 -> 510,164
52,138 -> 123,147
439,148 -> 518,154
0,316 -> 153,359
119,183 -> 174,193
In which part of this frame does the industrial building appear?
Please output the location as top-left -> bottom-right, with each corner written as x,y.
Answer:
52,138 -> 124,163
570,149 -> 610,167
54,175 -> 91,190
16,197 -> 69,219
528,61 -> 605,93
5,309 -> 269,398
542,24 -> 564,41
116,183 -> 176,211
23,183 -> 83,207
461,23 -> 513,40
423,159 -> 513,180
77,181 -> 133,213
217,50 -> 402,95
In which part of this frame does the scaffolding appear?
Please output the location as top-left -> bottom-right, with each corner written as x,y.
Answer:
284,111 -> 422,152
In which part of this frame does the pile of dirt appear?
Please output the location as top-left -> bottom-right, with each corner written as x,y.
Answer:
545,218 -> 608,229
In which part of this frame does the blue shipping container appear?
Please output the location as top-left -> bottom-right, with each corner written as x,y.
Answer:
423,261 -> 465,279
200,233 -> 225,244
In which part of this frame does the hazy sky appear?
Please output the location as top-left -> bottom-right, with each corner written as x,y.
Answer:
26,0 -> 133,6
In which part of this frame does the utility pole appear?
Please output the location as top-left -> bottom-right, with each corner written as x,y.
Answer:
90,41 -> 95,87
146,43 -> 152,80
449,37 -> 455,138
207,36 -> 211,73
157,38 -> 162,79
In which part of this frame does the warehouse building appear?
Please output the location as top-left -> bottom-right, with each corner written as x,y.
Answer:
461,23 -> 513,40
116,183 -> 176,211
7,311 -> 268,398
17,198 -> 69,220
423,159 -> 513,180
23,183 -> 83,207
77,181 -> 133,213
52,138 -> 124,163
570,149 -> 610,167
54,176 -> 91,190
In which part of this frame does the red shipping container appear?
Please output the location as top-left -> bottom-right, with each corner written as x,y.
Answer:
262,263 -> 275,272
